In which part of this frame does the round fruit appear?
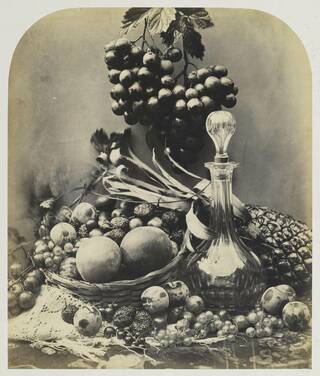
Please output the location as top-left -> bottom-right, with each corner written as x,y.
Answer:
166,47 -> 182,62
104,50 -> 119,69
119,70 -> 135,87
110,83 -> 127,100
23,276 -> 40,293
138,67 -> 153,82
8,291 -> 18,308
108,69 -> 120,84
160,59 -> 174,75
174,99 -> 187,116
10,263 -> 23,279
147,97 -> 160,113
9,282 -> 24,296
129,218 -> 143,229
131,46 -> 143,62
115,38 -> 131,54
187,98 -> 203,114
233,315 -> 250,330
223,94 -> 237,108
104,326 -> 116,338
212,65 -> 228,78
158,88 -> 173,103
153,315 -> 168,329
282,301 -> 310,331
95,196 -> 114,211
19,291 -> 36,309
197,68 -> 211,81
104,41 -> 116,53
201,96 -> 217,112
187,71 -> 198,85
131,100 -> 145,115
161,75 -> 175,89
185,88 -> 198,99
141,286 -> 169,314
111,101 -> 124,116
124,111 -> 138,126
164,280 -> 190,306
143,51 -> 160,69
194,83 -> 206,97
145,86 -> 157,98
204,76 -> 222,95
50,222 -> 77,246
120,227 -> 173,277
74,306 -> 102,336
147,217 -> 162,228
172,85 -> 185,99
186,295 -> 205,314
128,82 -> 143,99
245,327 -> 256,338
59,257 -> 80,279
261,285 -> 296,314
33,253 -> 45,267
247,311 -> 259,325
220,77 -> 234,94
76,237 -> 121,283
71,203 -> 96,224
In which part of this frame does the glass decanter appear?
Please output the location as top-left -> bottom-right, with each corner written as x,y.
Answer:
188,111 -> 265,312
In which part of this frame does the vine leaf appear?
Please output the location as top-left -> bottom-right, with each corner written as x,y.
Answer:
160,20 -> 182,46
147,8 -> 176,35
121,8 -> 151,34
121,7 -> 176,36
183,26 -> 205,60
178,8 -> 214,29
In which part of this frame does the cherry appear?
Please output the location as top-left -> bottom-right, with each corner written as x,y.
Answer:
166,47 -> 182,62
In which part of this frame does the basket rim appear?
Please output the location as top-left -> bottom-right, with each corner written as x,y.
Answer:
44,249 -> 184,289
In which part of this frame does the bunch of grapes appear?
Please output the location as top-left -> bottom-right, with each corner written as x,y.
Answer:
104,37 -> 238,166
8,264 -> 45,317
32,238 -> 69,272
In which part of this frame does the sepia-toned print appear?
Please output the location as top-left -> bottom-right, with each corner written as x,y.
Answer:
8,7 -> 311,369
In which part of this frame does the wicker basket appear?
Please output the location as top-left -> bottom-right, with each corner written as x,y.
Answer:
44,251 -> 185,305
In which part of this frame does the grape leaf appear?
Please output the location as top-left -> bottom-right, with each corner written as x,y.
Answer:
183,26 -> 205,59
160,20 -> 181,46
121,8 -> 151,34
147,8 -> 177,35
177,8 -> 213,29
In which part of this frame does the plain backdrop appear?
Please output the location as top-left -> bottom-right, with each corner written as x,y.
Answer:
8,8 -> 312,238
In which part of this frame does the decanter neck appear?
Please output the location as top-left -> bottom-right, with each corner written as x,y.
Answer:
205,162 -> 238,238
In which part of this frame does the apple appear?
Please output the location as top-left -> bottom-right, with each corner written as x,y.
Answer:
50,223 -> 77,246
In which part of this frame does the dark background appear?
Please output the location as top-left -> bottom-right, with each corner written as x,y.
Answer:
8,8 -> 312,239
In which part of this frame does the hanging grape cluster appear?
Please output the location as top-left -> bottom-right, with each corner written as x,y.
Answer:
104,37 -> 238,165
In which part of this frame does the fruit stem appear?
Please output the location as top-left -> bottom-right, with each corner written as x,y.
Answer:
141,18 -> 148,50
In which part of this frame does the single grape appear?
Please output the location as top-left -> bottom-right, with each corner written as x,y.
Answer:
172,117 -> 186,128
220,77 -> 234,94
111,101 -> 124,116
197,68 -> 211,82
147,96 -> 160,113
145,86 -> 157,98
119,69 -> 135,87
143,51 -> 160,70
166,47 -> 182,62
208,321 -> 218,333
229,324 -> 238,334
187,98 -> 203,114
212,65 -> 228,78
10,263 -> 23,280
247,311 -> 259,325
130,45 -> 143,63
232,86 -> 239,95
47,240 -> 55,250
262,317 -> 273,328
104,41 -> 116,53
185,88 -> 199,100
160,59 -> 174,75
204,76 -> 222,96
33,254 -> 45,267
201,96 -> 218,113
222,94 -> 237,108
174,99 -> 187,116
124,335 -> 134,346
161,75 -> 175,89
263,327 -> 273,337
172,85 -> 186,99
26,269 -> 45,284
104,326 -> 116,338
187,71 -> 198,86
43,251 -> 52,260
137,67 -> 153,83
197,328 -> 208,339
128,82 -> 143,100
139,113 -> 153,127
111,83 -> 127,101
118,98 -> 130,112
19,291 -> 36,309
115,37 -> 131,55
160,339 -> 169,348
196,312 -> 208,324
108,69 -> 121,84
23,276 -> 40,293
194,83 -> 206,97
104,50 -> 120,69
158,88 -> 173,103
183,337 -> 193,347
131,100 -> 145,115
124,111 -> 138,126
8,291 -> 18,308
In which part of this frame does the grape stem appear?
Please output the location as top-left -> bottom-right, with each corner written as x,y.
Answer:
175,43 -> 197,84
141,18 -> 148,50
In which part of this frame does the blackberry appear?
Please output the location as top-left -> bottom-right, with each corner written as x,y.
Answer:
131,309 -> 153,337
110,216 -> 129,230
133,203 -> 155,220
78,224 -> 89,238
161,210 -> 180,229
104,229 -> 126,245
113,305 -> 136,328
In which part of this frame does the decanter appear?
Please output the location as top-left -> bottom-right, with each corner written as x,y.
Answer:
187,111 -> 265,312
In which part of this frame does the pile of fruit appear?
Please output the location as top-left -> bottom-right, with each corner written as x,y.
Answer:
58,279 -> 310,350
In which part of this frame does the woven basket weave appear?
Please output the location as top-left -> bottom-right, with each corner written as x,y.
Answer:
44,251 -> 184,305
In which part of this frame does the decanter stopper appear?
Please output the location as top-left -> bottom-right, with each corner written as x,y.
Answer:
206,110 -> 236,163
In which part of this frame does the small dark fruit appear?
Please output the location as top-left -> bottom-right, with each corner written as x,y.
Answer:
204,76 -> 222,95
124,335 -> 134,346
111,101 -> 124,116
110,83 -> 127,101
223,93 -> 237,108
161,75 -> 175,89
108,69 -> 120,84
158,88 -> 173,103
104,326 -> 116,338
128,82 -> 143,100
131,100 -> 145,115
220,77 -> 235,94
124,111 -> 138,126
143,51 -> 160,69
185,88 -> 199,100
187,98 -> 203,114
104,50 -> 119,69
212,65 -> 228,78
197,68 -> 211,82
115,38 -> 131,54
172,85 -> 186,99
194,83 -> 206,97
187,71 -> 198,85
174,99 -> 187,116
166,47 -> 182,62
137,67 -> 153,83
119,69 -> 135,87
147,96 -> 160,113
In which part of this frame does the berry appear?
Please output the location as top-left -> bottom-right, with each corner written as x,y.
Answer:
23,276 -> 40,293
185,88 -> 199,99
143,51 -> 160,69
104,50 -> 119,69
232,86 -> 239,95
10,263 -> 23,279
115,38 -> 131,54
194,83 -> 206,97
111,83 -> 127,100
104,229 -> 126,245
172,85 -> 186,99
131,100 -> 145,115
197,68 -> 211,82
187,98 -> 203,114
111,216 -> 129,230
108,69 -> 120,84
161,75 -> 175,89
137,67 -> 153,83
145,86 -> 157,98
128,82 -> 143,100
104,326 -> 116,338
111,101 -> 124,116
213,65 -> 228,78
204,76 -> 222,95
44,257 -> 54,268
124,111 -> 138,126
158,88 -> 173,103
201,96 -> 218,113
104,41 -> 116,53
124,335 -> 134,346
19,291 -> 36,309
186,295 -> 205,314
119,69 -> 135,87
187,71 -> 198,85
33,254 -> 45,267
131,46 -> 143,62
129,217 -> 143,229
223,94 -> 237,108
160,59 -> 174,75
174,99 -> 187,116
166,47 -> 182,62
220,77 -> 234,94
246,327 -> 256,338
147,96 -> 160,113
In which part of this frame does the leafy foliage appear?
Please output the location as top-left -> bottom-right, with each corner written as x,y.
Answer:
182,26 -> 205,60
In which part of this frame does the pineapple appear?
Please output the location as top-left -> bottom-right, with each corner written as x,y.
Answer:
240,205 -> 312,291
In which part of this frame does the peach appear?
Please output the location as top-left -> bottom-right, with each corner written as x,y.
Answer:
50,222 -> 77,246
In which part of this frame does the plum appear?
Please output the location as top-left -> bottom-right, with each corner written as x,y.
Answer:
261,284 -> 296,314
164,280 -> 190,306
141,286 -> 169,314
